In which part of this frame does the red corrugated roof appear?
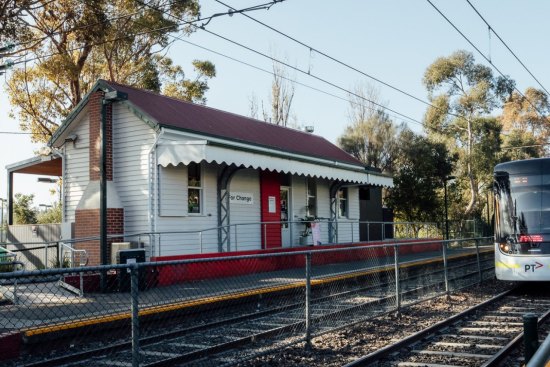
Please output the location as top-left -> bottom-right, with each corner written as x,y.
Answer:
103,80 -> 364,167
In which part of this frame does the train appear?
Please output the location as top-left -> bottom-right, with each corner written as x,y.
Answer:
494,157 -> 550,281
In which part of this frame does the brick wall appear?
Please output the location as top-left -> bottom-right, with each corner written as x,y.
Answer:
75,208 -> 123,266
77,91 -> 120,266
89,91 -> 113,181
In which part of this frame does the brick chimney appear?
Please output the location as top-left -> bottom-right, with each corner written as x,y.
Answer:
74,91 -> 124,266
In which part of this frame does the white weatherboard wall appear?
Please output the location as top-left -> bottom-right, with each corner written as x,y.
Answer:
315,179 -> 330,245
63,111 -> 90,224
289,176 -> 332,246
336,186 -> 360,243
288,177 -> 360,246
113,104 -> 157,248
290,175 -> 307,246
155,162 -> 218,256
228,169 -> 260,251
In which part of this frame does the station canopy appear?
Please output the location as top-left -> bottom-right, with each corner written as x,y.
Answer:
157,139 -> 393,187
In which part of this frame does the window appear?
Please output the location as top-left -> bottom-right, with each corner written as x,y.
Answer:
188,162 -> 202,214
338,188 -> 348,217
306,178 -> 317,217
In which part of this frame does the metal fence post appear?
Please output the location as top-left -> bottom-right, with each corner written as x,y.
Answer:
475,238 -> 482,283
158,233 -> 162,257
394,244 -> 400,313
305,252 -> 312,348
44,243 -> 48,269
442,240 -> 450,299
13,277 -> 18,305
367,223 -> 370,242
79,271 -> 84,297
263,223 -> 267,250
130,264 -> 140,367
199,232 -> 203,254
524,313 -> 539,364
235,225 -> 238,251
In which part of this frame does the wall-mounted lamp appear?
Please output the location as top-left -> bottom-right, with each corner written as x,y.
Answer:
64,133 -> 78,146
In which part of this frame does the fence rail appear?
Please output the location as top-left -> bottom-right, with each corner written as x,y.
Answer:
0,237 -> 494,366
0,219 -> 490,271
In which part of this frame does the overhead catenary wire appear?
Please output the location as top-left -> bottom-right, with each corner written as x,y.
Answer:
2,1 -> 282,67
213,0 -> 516,139
426,0 -> 547,117
214,0 -> 465,121
200,28 -> 426,127
151,28 -> 428,130
464,0 -> 550,96
2,0 -> 278,53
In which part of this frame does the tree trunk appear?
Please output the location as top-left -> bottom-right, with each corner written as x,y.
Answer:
465,116 -> 477,216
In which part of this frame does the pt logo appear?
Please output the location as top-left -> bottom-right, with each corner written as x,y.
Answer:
525,262 -> 544,272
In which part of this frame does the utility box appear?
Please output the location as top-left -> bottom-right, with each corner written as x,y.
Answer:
111,242 -> 132,265
117,249 -> 146,292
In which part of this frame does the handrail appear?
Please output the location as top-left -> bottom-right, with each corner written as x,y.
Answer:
527,330 -> 550,366
0,246 -> 17,263
60,243 -> 88,267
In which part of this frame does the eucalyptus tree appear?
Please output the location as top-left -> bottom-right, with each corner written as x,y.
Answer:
423,50 -> 514,217
0,0 -> 215,143
500,87 -> 549,157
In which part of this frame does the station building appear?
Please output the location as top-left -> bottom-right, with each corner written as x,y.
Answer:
6,80 -> 392,265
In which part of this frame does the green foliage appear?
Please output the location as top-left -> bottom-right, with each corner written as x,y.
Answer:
501,130 -> 542,161
1,0 -> 215,143
423,50 -> 515,217
500,87 -> 550,157
338,110 -> 403,174
13,193 -> 37,224
37,202 -> 62,224
386,131 -> 455,224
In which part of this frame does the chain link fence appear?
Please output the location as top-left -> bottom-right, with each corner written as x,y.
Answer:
0,237 -> 494,366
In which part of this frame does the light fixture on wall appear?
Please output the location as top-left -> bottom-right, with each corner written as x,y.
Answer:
64,134 -> 78,146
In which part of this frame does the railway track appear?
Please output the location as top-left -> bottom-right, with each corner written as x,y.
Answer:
14,253 -> 495,367
344,288 -> 550,367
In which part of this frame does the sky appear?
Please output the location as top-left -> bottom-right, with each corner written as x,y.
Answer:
1,0 -> 549,208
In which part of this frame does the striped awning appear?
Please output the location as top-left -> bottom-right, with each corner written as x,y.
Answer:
157,140 -> 393,187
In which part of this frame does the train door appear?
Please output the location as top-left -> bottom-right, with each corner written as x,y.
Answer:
280,186 -> 291,247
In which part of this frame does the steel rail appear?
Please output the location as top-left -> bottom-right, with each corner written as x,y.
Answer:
20,257 -> 446,366
482,307 -> 550,367
19,253 -> 494,367
342,289 -> 515,367
136,260 -> 495,366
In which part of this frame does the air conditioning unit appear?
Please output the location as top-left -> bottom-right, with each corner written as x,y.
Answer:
111,242 -> 131,264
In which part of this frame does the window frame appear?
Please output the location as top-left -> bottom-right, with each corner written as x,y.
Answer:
306,178 -> 317,218
187,162 -> 202,215
337,188 -> 348,218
